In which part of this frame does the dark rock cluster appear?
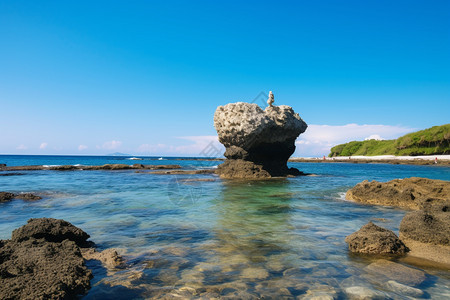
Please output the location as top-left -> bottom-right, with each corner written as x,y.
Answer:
0,218 -> 92,299
0,192 -> 42,203
345,177 -> 450,263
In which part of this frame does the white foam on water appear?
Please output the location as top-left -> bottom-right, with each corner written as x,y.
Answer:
337,192 -> 348,201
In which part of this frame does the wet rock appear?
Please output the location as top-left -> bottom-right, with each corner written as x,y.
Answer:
48,165 -> 78,170
2,164 -> 181,171
81,248 -> 124,269
214,100 -> 307,179
345,222 -> 408,255
0,219 -> 93,299
399,205 -> 450,246
240,267 -> 269,279
0,192 -> 42,203
385,280 -> 424,297
11,218 -> 91,247
0,172 -> 25,176
346,177 -> 450,210
0,192 -> 15,203
147,169 -> 216,175
14,192 -> 42,201
344,286 -> 386,300
302,284 -> 339,300
365,259 -> 426,286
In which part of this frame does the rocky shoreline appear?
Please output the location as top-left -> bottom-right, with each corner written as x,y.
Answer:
289,157 -> 450,165
345,177 -> 450,266
0,163 -> 182,171
0,218 -> 123,299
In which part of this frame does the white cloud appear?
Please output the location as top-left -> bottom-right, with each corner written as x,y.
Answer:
16,144 -> 27,150
175,136 -> 224,157
101,140 -> 122,150
365,134 -> 384,141
136,136 -> 224,157
78,145 -> 88,151
295,124 -> 414,157
39,142 -> 48,149
137,143 -> 169,153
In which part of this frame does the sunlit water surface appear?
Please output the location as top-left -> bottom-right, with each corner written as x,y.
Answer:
1,155 -> 449,299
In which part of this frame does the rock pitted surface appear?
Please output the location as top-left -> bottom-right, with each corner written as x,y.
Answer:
0,218 -> 93,299
11,218 -> 91,246
214,101 -> 307,178
399,202 -> 450,246
346,177 -> 450,210
345,222 -> 408,255
346,177 -> 450,264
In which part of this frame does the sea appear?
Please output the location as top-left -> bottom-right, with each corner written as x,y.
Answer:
1,155 -> 449,299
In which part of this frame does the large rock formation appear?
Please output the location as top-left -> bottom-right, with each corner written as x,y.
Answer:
214,100 -> 307,178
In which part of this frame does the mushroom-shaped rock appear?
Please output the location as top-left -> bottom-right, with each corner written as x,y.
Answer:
345,222 -> 408,255
213,101 -> 307,178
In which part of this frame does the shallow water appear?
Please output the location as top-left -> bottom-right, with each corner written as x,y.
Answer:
1,155 -> 449,299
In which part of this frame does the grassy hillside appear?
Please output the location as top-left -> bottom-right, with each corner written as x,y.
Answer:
329,124 -> 450,157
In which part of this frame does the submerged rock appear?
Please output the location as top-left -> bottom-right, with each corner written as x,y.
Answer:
385,280 -> 424,298
346,177 -> 450,210
345,222 -> 408,255
214,99 -> 307,178
344,286 -> 386,300
365,259 -> 426,286
0,218 -> 93,299
0,192 -> 42,203
81,248 -> 124,269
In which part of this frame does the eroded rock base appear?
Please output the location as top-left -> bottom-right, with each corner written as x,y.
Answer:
216,159 -> 303,179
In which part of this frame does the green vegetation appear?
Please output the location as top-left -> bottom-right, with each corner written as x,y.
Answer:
329,124 -> 450,157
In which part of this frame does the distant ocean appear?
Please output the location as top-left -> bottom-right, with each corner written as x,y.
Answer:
1,155 -> 449,298
0,154 -> 218,167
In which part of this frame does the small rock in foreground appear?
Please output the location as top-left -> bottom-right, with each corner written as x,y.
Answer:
0,218 -> 93,299
345,221 -> 408,255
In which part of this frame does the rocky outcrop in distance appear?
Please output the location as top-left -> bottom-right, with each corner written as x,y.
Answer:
0,164 -> 181,171
0,192 -> 42,203
214,101 -> 307,178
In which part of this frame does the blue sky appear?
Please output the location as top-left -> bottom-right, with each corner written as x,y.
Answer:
1,1 -> 449,156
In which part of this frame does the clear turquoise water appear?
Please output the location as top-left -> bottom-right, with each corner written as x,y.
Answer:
1,155 -> 449,299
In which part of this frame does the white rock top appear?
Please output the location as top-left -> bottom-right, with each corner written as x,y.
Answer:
267,91 -> 274,107
214,102 -> 307,148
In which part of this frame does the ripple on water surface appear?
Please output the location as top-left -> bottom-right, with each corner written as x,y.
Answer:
0,160 -> 449,298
